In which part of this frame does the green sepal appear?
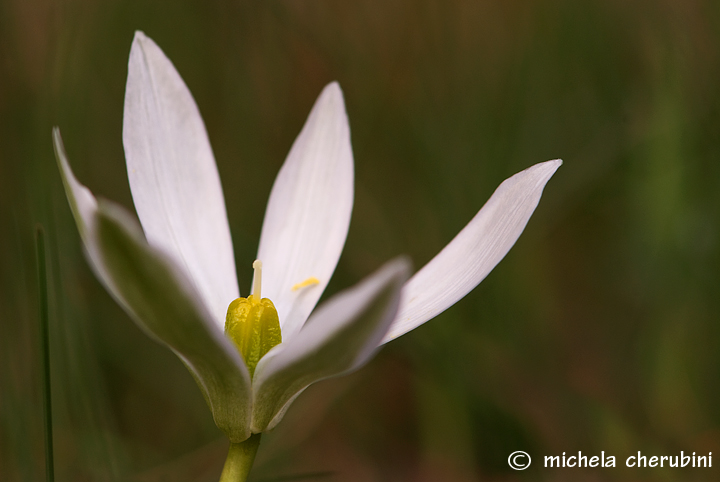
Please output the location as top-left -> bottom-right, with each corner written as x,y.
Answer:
91,202 -> 254,442
54,131 -> 256,442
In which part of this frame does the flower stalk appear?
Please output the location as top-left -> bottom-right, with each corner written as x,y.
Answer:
219,434 -> 262,482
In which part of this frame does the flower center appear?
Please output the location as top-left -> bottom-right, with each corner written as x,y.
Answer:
224,260 -> 281,378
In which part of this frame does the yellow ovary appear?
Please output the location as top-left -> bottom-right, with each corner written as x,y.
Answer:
224,260 -> 281,377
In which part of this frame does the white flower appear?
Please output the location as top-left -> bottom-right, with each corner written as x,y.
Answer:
54,32 -> 561,445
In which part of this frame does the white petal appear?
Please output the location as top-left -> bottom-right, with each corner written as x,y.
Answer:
383,159 -> 562,342
251,257 -> 410,433
54,130 -> 253,442
123,31 -> 239,330
257,82 -> 354,341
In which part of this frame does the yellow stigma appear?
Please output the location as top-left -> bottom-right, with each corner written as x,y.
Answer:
225,260 -> 281,378
291,277 -> 320,291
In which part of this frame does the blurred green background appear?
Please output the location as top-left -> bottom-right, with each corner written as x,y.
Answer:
2,0 -> 720,480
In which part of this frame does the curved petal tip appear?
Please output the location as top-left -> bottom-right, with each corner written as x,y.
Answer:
384,158 -> 562,342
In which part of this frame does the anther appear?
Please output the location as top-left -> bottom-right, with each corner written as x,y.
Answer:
291,277 -> 320,292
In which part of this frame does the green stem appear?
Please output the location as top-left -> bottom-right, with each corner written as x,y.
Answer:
36,226 -> 54,482
219,434 -> 261,482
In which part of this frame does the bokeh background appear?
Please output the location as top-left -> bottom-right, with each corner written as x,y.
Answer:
2,1 -> 720,481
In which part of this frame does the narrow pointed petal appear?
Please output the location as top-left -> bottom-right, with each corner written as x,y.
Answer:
383,160 -> 562,342
54,131 -> 253,442
251,257 -> 410,432
257,82 -> 354,341
123,31 -> 239,329
53,128 -> 98,241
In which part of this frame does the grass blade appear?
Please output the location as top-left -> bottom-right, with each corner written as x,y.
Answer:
36,226 -> 54,482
